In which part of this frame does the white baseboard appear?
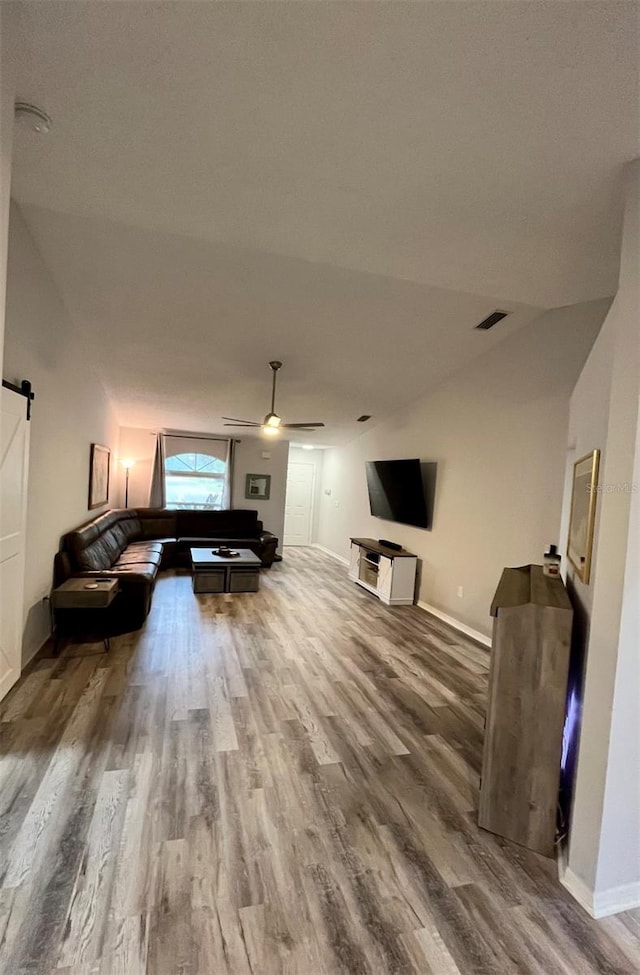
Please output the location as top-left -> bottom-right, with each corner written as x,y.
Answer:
417,600 -> 491,648
560,865 -> 640,918
310,550 -> 492,645
311,543 -> 349,566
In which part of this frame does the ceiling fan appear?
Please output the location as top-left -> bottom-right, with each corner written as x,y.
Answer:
223,361 -> 325,436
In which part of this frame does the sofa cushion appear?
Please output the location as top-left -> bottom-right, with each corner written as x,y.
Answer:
109,520 -> 129,552
117,511 -> 142,542
126,541 -> 165,557
74,539 -> 112,572
176,508 -> 259,538
113,549 -> 162,569
136,509 -> 178,540
107,564 -> 158,584
68,508 -> 133,570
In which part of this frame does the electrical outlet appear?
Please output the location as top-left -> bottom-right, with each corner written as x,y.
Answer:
457,585 -> 464,599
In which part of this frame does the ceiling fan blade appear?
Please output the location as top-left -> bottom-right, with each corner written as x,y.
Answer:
222,417 -> 260,425
223,423 -> 261,428
282,422 -> 325,428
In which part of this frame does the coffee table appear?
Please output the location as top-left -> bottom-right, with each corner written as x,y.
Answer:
190,548 -> 262,594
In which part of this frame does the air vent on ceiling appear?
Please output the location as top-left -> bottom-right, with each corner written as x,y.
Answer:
475,310 -> 509,331
357,414 -> 372,423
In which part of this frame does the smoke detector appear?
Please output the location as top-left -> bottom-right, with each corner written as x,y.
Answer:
14,102 -> 52,135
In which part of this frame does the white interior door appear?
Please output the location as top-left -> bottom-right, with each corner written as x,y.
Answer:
0,386 -> 30,701
284,462 -> 315,546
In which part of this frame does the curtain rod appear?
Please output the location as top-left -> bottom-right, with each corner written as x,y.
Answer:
161,433 -> 231,442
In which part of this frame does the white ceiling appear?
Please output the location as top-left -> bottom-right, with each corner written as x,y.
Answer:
10,1 -> 639,443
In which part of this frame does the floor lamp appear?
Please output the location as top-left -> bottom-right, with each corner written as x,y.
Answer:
122,459 -> 134,507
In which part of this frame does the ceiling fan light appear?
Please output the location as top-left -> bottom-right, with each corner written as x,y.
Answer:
262,425 -> 280,437
264,412 -> 281,428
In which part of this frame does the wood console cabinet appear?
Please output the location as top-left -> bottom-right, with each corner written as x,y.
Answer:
478,564 -> 573,857
349,537 -> 417,606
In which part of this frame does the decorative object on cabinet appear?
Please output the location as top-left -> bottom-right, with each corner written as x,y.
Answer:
567,449 -> 600,584
478,564 -> 573,858
88,443 -> 110,509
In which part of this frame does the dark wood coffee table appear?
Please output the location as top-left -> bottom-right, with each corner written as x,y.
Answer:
190,548 -> 262,594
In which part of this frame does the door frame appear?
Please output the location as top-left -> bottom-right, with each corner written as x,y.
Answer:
284,460 -> 316,546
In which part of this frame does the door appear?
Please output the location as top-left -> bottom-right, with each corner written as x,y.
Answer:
0,386 -> 30,701
284,462 -> 315,546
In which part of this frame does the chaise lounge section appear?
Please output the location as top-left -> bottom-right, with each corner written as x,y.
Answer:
53,507 -> 278,634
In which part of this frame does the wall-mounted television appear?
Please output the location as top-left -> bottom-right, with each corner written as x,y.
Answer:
365,458 -> 436,530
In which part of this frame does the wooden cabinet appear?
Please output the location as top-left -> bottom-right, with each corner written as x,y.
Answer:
348,538 -> 417,606
478,564 -> 573,857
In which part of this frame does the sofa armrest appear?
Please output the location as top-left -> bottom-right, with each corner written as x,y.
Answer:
259,530 -> 278,567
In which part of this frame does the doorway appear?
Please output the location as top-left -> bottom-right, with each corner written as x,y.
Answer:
284,461 -> 315,546
0,385 -> 31,701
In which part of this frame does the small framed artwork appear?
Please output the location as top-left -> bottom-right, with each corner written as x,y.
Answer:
88,443 -> 111,509
567,449 -> 600,584
245,473 -> 271,501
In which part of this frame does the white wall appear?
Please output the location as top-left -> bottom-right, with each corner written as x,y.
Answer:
116,425 -> 157,507
231,436 -> 289,554
0,3 -> 18,382
287,445 -> 325,545
317,298 -> 609,637
561,160 -> 640,916
3,204 -> 119,663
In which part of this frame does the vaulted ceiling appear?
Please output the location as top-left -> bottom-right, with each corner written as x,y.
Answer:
10,1 -> 639,442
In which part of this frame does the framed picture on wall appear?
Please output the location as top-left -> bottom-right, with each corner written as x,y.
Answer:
245,473 -> 271,501
88,443 -> 111,509
567,449 -> 600,584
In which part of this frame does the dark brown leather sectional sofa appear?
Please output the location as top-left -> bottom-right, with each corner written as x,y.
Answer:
54,507 -> 278,635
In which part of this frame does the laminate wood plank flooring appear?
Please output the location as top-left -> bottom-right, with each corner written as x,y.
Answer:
1,548 -> 638,974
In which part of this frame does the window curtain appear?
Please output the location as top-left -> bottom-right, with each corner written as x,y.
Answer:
149,433 -> 166,508
225,438 -> 235,509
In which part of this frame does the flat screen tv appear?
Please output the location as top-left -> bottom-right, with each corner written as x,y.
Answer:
366,458 -> 433,529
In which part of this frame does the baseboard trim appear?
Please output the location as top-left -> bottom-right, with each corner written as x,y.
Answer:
416,600 -> 491,648
310,551 -> 493,645
22,630 -> 52,670
312,543 -> 349,566
560,865 -> 640,918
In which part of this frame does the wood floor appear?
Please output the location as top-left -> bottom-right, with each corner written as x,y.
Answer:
1,549 -> 638,975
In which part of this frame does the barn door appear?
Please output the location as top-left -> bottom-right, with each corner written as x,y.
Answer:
0,385 -> 31,700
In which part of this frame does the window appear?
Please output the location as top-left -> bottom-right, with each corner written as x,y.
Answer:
157,435 -> 232,510
165,452 -> 228,510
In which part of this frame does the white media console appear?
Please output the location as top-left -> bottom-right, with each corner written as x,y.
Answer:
348,537 -> 418,606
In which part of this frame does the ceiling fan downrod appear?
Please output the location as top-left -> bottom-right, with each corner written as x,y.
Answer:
268,360 -> 282,416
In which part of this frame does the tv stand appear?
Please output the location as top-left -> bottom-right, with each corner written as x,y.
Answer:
348,537 -> 418,606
